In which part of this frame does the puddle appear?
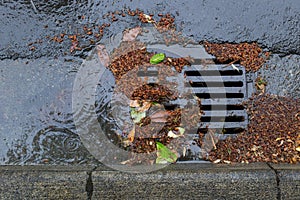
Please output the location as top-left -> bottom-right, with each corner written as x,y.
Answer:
0,57 -> 97,164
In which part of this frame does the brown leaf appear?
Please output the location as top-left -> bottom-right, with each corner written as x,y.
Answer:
150,110 -> 169,123
122,27 -> 142,42
138,101 -> 152,112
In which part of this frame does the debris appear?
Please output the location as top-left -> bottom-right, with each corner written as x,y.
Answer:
127,126 -> 135,142
204,42 -> 269,72
231,64 -> 240,72
156,142 -> 178,164
150,53 -> 166,64
207,94 -> 300,164
130,108 -> 146,124
30,0 -> 38,13
255,77 -> 267,93
122,27 -> 142,42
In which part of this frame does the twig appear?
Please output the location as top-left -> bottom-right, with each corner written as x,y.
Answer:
30,0 -> 38,13
209,131 -> 217,150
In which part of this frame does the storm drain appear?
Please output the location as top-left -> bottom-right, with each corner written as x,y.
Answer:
184,62 -> 249,135
137,62 -> 249,134
137,44 -> 253,161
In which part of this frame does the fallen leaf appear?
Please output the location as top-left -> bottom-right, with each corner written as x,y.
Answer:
129,100 -> 140,107
122,27 -> 142,42
156,142 -> 177,164
96,44 -> 110,67
167,130 -> 181,138
143,14 -> 155,23
150,53 -> 165,64
130,108 -> 146,123
137,101 -> 152,112
296,147 -> 300,152
150,110 -> 169,118
168,127 -> 185,138
128,125 -> 135,142
175,127 -> 185,135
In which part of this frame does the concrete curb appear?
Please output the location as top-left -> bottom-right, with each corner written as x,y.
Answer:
0,163 -> 299,199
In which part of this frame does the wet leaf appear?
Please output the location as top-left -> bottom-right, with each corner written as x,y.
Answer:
122,27 -> 142,42
167,130 -> 180,138
156,142 -> 177,164
129,100 -> 140,107
96,44 -> 110,67
168,127 -> 185,138
130,108 -> 146,123
128,125 -> 135,142
150,53 -> 165,64
150,110 -> 169,123
150,110 -> 169,118
138,101 -> 152,112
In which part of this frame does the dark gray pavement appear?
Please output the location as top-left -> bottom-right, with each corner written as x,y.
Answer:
0,0 -> 299,59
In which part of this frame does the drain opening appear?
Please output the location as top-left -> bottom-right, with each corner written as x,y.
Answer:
177,63 -> 251,161
137,63 -> 249,132
136,63 -> 250,161
185,64 -> 248,131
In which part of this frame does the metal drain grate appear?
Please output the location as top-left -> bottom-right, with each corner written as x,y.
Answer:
184,62 -> 248,135
137,62 -> 249,135
136,44 -> 252,161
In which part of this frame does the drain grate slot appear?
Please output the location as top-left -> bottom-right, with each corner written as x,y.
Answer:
188,81 -> 244,87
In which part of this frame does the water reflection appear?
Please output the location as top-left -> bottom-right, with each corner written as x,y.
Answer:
6,126 -> 95,164
2,58 -> 97,165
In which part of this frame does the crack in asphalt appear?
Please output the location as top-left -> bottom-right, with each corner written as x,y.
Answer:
267,163 -> 281,200
86,166 -> 97,200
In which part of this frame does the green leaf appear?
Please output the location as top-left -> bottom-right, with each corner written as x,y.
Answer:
150,53 -> 165,64
130,108 -> 146,123
156,142 -> 177,164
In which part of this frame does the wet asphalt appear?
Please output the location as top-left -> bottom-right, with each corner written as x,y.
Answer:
0,1 -> 300,199
1,0 -> 299,59
0,1 -> 299,164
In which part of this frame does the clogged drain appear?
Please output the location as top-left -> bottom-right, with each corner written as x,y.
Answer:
97,44 -> 201,165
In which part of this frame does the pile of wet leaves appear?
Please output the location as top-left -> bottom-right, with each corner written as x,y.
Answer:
203,41 -> 270,72
107,46 -> 200,164
207,94 -> 300,164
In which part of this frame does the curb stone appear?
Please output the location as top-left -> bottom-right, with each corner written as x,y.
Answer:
2,163 -> 298,199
